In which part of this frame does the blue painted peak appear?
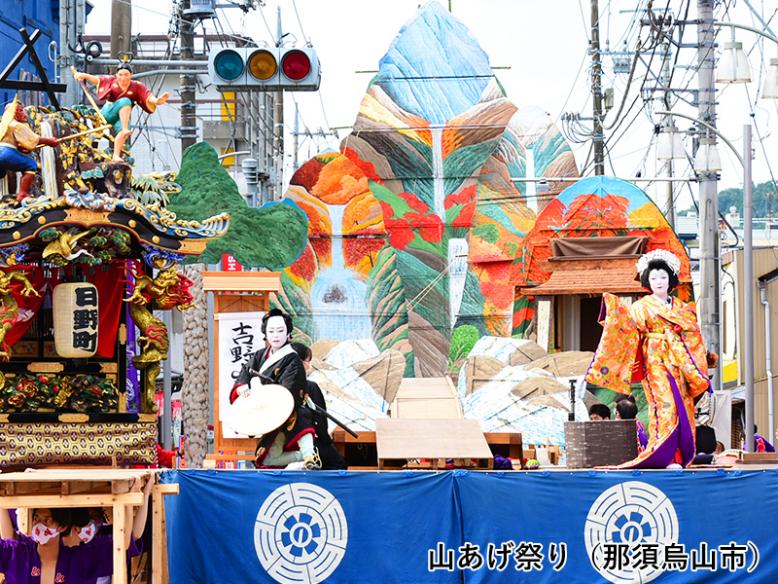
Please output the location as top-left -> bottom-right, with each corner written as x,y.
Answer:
557,176 -> 652,214
375,1 -> 494,125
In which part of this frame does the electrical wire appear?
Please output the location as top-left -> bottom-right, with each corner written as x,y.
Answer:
257,2 -> 277,45
110,0 -> 254,46
291,0 -> 311,47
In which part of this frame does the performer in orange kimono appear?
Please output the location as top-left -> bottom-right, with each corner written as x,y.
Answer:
585,249 -> 712,468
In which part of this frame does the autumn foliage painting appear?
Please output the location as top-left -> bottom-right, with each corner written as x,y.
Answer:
271,4 -> 688,376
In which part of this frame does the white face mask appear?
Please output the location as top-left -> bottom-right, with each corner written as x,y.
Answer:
30,522 -> 60,545
78,521 -> 99,544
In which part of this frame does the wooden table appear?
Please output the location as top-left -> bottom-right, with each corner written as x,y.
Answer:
333,429 -> 523,468
0,469 -> 178,584
376,418 -> 494,469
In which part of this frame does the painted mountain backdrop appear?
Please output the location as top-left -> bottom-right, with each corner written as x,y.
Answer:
273,1 -> 578,376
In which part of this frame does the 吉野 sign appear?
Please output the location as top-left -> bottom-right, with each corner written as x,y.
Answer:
217,311 -> 264,438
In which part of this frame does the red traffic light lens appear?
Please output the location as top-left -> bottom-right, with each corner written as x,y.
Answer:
213,49 -> 244,81
281,50 -> 311,81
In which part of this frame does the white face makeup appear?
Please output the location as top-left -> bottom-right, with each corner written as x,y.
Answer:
265,315 -> 289,350
648,268 -> 670,298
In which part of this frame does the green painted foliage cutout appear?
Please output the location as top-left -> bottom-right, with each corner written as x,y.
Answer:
169,142 -> 308,269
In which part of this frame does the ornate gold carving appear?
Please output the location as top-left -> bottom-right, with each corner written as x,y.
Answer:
64,208 -> 111,224
99,362 -> 119,374
58,413 -> 89,423
0,271 -> 41,360
27,362 -> 65,373
11,231 -> 19,240
42,229 -> 92,263
126,268 -> 194,413
37,216 -> 46,225
177,239 -> 208,254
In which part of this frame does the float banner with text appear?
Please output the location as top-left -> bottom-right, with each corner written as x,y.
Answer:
161,469 -> 778,583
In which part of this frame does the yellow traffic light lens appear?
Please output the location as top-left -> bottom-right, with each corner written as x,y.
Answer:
248,50 -> 277,80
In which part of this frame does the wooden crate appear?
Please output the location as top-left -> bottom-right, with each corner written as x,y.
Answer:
739,451 -> 778,464
564,419 -> 638,468
390,377 -> 463,419
376,418 -> 493,469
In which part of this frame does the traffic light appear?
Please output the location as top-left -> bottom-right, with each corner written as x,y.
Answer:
208,46 -> 320,91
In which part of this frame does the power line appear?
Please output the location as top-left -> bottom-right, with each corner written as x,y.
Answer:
291,0 -> 311,47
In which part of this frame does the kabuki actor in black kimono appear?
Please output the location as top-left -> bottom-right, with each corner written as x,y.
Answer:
229,309 -> 320,469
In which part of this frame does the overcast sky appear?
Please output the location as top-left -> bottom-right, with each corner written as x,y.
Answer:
86,0 -> 778,212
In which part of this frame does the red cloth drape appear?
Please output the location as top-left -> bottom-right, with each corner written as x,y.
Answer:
2,266 -> 49,347
2,263 -> 126,357
91,262 -> 127,358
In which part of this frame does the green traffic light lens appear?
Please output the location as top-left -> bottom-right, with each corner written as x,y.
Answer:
214,50 -> 244,81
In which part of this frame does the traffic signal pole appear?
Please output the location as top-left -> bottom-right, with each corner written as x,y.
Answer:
273,6 -> 284,203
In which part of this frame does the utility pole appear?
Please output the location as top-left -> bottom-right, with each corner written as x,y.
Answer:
180,0 -> 198,153
696,0 -> 722,391
590,0 -> 605,175
111,0 -> 132,59
273,6 -> 284,202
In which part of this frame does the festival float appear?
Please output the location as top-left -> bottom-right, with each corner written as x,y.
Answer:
0,95 -> 229,469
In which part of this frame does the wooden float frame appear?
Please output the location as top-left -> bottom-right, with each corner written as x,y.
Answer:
0,469 -> 178,584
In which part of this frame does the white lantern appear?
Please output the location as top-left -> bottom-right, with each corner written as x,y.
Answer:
52,283 -> 99,358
